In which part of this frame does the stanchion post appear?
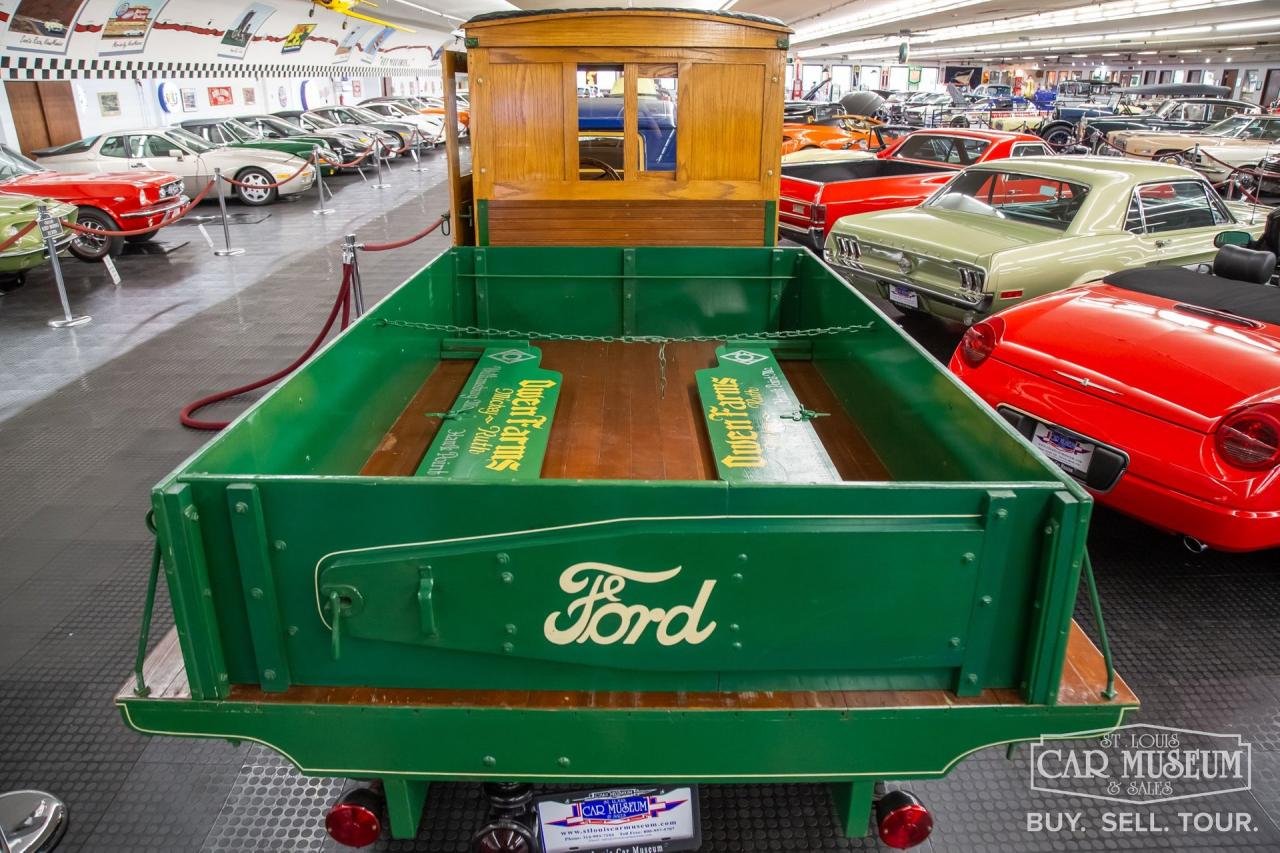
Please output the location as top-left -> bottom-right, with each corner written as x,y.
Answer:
371,141 -> 390,190
312,148 -> 334,217
40,205 -> 90,329
212,168 -> 244,257
410,130 -> 429,173
342,234 -> 365,317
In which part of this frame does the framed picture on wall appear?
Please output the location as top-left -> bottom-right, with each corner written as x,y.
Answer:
208,86 -> 234,107
181,88 -> 198,112
1244,69 -> 1260,94
242,87 -> 257,106
97,91 -> 121,117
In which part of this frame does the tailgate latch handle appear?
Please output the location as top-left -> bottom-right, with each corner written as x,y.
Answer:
418,567 -> 438,638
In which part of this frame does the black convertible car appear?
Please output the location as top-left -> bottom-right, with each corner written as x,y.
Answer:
1076,84 -> 1257,152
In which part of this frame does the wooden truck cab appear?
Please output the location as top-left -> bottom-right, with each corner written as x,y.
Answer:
448,9 -> 788,247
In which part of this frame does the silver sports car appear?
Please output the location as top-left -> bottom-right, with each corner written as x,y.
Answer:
34,127 -> 315,206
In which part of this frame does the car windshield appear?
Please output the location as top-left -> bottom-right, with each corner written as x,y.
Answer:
304,113 -> 341,129
926,169 -> 1089,231
892,134 -> 991,165
224,119 -> 263,140
1153,99 -> 1182,118
259,116 -> 302,135
165,127 -> 216,153
984,85 -> 1011,96
348,106 -> 386,123
0,145 -> 43,179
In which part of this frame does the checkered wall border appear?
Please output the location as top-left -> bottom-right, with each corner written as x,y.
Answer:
0,56 -> 434,80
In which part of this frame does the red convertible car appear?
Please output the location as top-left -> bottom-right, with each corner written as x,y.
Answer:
950,230 -> 1280,553
779,128 -> 1052,249
0,144 -> 185,261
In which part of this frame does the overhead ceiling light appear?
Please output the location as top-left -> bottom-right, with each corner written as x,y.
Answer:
1216,17 -> 1280,31
1101,52 -> 1121,56
1135,50 -> 1158,54
389,0 -> 464,21
1158,26 -> 1212,35
1106,31 -> 1151,39
1227,45 -> 1256,50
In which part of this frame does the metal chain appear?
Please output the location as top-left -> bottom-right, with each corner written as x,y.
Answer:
376,318 -> 875,399
374,318 -> 875,343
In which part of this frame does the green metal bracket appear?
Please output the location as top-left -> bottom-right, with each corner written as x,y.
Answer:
955,490 -> 1016,696
464,36 -> 478,48
776,36 -> 790,50
418,567 -> 438,638
475,248 -> 490,328
622,248 -> 637,336
132,512 -> 163,698
767,249 -> 792,330
1023,492 -> 1089,706
227,484 -> 292,693
383,779 -> 429,839
328,591 -> 343,661
476,198 -> 489,246
763,200 -> 778,247
158,484 -> 229,700
830,780 -> 874,838
1081,551 -> 1117,700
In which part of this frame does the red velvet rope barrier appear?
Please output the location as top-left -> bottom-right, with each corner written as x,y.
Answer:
359,215 -> 448,252
59,179 -> 218,238
218,155 -> 317,190
0,220 -> 38,254
376,131 -> 421,156
180,264 -> 354,430
320,145 -> 378,169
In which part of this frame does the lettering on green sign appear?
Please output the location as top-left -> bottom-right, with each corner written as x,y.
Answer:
695,347 -> 840,483
417,347 -> 561,479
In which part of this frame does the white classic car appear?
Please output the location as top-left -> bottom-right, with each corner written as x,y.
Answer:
34,127 -> 314,206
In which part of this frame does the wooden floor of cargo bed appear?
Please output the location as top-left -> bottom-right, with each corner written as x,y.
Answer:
121,623 -> 1136,711
361,341 -> 889,481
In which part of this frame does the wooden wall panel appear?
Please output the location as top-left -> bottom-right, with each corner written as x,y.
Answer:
465,12 -> 788,50
4,82 -> 81,155
684,63 -> 765,182
38,83 -> 81,148
486,200 -> 764,246
487,62 -> 566,184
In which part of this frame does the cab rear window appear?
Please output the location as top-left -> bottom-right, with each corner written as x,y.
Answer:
928,169 -> 1089,230
893,135 -> 991,165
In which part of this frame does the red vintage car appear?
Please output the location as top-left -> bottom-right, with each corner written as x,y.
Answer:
949,234 -> 1280,553
779,128 -> 1053,250
0,143 -> 185,261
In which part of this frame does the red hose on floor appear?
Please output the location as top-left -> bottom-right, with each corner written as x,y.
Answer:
179,264 -> 353,430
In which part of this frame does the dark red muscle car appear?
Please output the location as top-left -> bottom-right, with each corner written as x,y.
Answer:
0,144 -> 185,261
779,128 -> 1053,250
950,234 -> 1280,553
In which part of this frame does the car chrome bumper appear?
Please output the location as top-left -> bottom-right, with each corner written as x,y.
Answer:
833,260 -> 992,311
119,196 -> 188,221
778,221 -> 822,250
0,232 -> 75,259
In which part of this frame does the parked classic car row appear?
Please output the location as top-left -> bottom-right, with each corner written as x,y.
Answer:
802,125 -> 1279,554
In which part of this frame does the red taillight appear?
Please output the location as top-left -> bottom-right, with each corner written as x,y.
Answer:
958,317 -> 1003,368
813,203 -> 827,226
876,790 -> 933,849
325,788 -> 383,848
1215,404 -> 1280,471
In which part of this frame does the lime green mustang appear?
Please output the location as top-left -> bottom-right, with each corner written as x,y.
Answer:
823,157 -> 1268,324
0,193 -> 77,290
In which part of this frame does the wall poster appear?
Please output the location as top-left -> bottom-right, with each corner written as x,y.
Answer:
281,22 -> 315,54
218,2 -> 275,60
99,0 -> 168,56
7,0 -> 90,55
97,91 -> 121,116
208,86 -> 233,106
334,24 -> 370,62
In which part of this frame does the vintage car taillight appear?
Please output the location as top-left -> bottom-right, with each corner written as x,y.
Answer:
957,265 -> 986,296
825,234 -> 861,266
958,316 -> 1003,368
1214,403 -> 1280,471
876,790 -> 933,849
812,203 -> 827,226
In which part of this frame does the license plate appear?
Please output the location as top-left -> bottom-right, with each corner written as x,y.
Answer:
536,786 -> 701,853
1032,422 -> 1095,478
888,284 -> 919,309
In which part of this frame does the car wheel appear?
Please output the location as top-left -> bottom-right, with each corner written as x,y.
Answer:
124,230 -> 159,244
1042,126 -> 1073,148
68,208 -> 124,262
949,115 -> 969,128
1155,150 -> 1184,165
0,271 -> 25,294
234,167 -> 279,206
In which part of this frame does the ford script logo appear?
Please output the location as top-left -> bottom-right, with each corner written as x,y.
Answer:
543,562 -> 717,647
